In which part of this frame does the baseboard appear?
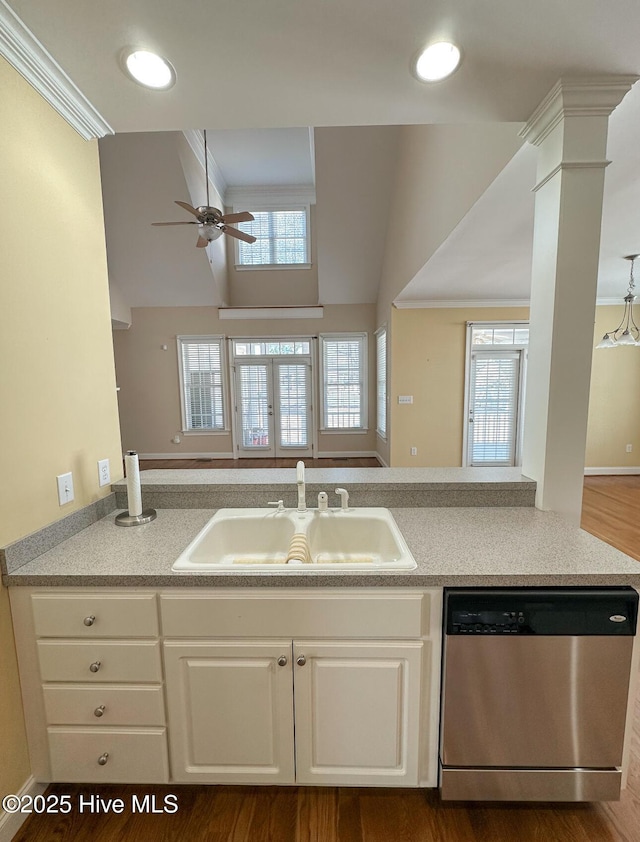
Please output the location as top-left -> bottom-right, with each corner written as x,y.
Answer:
584,467 -> 640,476
138,452 -> 235,460
315,450 -> 380,460
376,452 -> 390,467
0,775 -> 47,842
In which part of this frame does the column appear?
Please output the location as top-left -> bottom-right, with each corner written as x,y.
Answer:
520,76 -> 637,522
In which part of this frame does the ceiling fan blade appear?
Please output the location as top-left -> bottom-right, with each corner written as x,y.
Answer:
152,221 -> 198,226
175,200 -> 201,218
223,226 -> 257,244
221,211 -> 255,224
196,236 -> 209,248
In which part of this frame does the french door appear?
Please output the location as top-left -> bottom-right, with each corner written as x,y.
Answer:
234,359 -> 313,458
467,350 -> 525,467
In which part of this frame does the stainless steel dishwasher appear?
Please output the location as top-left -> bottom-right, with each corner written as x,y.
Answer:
439,587 -> 638,802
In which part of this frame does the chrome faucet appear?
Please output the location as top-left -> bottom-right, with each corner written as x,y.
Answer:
296,460 -> 307,512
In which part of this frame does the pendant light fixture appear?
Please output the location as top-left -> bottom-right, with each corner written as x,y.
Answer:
596,254 -> 640,348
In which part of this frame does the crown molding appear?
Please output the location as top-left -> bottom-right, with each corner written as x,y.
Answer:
226,184 -> 317,207
182,129 -> 228,203
0,0 -> 112,139
519,75 -> 638,147
394,299 -> 530,309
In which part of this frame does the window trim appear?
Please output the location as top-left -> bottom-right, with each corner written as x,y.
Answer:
319,332 -> 368,433
375,325 -> 388,441
177,335 -> 229,435
233,204 -> 311,271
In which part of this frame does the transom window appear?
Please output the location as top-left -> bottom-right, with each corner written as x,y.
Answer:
236,208 -> 309,267
471,325 -> 529,346
233,339 -> 311,356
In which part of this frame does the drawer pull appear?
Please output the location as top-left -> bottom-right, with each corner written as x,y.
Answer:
94,705 -> 106,717
97,753 -> 109,766
89,661 -> 101,673
296,654 -> 307,666
83,615 -> 96,627
277,655 -> 288,667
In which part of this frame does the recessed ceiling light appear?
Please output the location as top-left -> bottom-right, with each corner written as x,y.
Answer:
413,41 -> 462,82
123,50 -> 176,90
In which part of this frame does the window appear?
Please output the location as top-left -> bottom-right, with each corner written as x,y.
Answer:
232,339 -> 311,356
376,327 -> 387,439
177,336 -> 227,432
320,333 -> 367,431
236,208 -> 310,268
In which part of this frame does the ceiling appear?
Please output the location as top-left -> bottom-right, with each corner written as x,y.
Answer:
5,0 -> 640,305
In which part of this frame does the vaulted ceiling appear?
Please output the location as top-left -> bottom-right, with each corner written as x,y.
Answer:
5,0 -> 640,307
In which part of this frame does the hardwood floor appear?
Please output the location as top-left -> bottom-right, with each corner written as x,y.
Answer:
581,475 -> 640,561
13,475 -> 640,841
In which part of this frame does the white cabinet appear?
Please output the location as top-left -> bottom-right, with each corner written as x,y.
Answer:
11,586 -> 441,788
162,593 -> 426,787
164,641 -> 295,783
293,640 -> 423,786
10,588 -> 169,784
164,638 -> 422,786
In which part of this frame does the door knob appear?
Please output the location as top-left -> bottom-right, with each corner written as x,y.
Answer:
296,654 -> 306,666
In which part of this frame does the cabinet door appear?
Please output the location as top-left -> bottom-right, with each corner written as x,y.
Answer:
293,640 -> 423,786
163,640 -> 295,783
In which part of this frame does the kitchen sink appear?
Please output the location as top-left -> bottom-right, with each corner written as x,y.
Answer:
172,507 -> 417,572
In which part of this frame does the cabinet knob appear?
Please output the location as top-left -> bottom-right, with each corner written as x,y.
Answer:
89,661 -> 101,673
83,615 -> 96,627
296,654 -> 307,666
97,753 -> 109,766
94,705 -> 106,717
277,655 -> 288,667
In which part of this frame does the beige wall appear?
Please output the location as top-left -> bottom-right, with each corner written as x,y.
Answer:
376,123 -> 525,326
390,307 -> 529,466
389,305 -> 638,469
227,207 -> 319,306
0,58 -> 123,799
113,304 -> 378,457
586,306 -> 640,468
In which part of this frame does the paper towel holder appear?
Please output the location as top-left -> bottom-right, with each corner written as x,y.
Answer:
115,450 -> 157,527
115,509 -> 157,527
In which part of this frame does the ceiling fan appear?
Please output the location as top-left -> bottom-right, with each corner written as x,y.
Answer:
152,130 -> 257,249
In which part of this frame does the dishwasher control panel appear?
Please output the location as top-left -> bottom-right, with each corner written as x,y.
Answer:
450,609 -> 526,634
444,587 -> 639,636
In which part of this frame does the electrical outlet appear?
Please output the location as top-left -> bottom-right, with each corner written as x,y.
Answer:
398,395 -> 414,405
626,444 -> 633,453
410,447 -> 418,456
56,472 -> 74,506
98,458 -> 111,486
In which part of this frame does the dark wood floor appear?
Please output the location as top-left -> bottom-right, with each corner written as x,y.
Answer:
13,475 -> 640,841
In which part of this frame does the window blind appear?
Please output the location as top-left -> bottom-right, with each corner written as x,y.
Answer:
179,338 -> 225,430
376,328 -> 387,438
469,352 -> 520,466
321,334 -> 367,430
278,364 -> 309,447
237,209 -> 308,266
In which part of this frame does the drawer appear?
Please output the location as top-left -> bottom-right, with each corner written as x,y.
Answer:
37,640 -> 162,683
32,593 -> 158,638
161,591 -> 425,638
43,684 -> 165,726
48,727 -> 169,783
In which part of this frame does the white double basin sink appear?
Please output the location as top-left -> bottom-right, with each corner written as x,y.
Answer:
172,507 -> 417,573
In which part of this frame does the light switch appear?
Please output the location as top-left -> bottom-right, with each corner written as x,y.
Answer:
56,472 -> 74,506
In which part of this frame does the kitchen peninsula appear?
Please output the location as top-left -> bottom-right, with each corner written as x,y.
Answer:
2,468 -> 639,798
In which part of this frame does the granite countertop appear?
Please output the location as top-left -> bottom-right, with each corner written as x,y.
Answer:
5,506 -> 640,588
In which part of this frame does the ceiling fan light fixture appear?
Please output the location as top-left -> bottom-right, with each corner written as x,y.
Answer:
413,41 -> 461,82
201,224 -> 223,242
123,50 -> 176,90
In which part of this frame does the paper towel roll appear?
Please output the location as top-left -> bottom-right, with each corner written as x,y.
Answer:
124,451 -> 143,517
